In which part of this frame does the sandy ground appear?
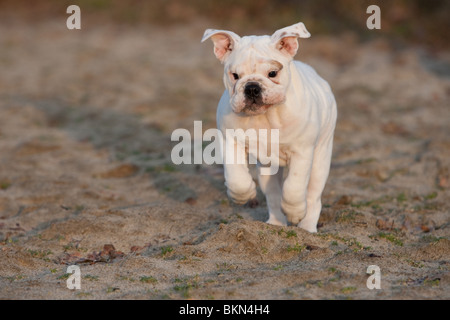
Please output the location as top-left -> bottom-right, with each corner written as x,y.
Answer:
0,19 -> 449,300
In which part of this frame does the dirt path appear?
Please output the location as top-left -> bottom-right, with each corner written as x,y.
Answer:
0,20 -> 449,299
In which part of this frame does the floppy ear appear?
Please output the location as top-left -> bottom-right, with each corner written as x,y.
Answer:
270,22 -> 311,58
201,29 -> 241,63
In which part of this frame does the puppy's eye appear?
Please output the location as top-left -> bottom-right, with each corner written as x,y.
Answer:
268,71 -> 278,78
232,73 -> 239,80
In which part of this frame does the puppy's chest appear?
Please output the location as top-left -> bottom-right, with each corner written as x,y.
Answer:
239,109 -> 298,142
243,136 -> 291,167
240,115 -> 294,166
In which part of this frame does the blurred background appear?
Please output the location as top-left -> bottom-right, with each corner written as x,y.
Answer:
1,0 -> 449,49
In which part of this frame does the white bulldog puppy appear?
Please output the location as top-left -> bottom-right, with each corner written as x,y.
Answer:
202,23 -> 337,232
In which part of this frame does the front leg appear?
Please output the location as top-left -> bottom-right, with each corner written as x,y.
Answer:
281,147 -> 314,226
258,166 -> 286,226
223,138 -> 257,205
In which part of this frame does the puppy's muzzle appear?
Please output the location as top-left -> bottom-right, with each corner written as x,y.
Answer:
244,82 -> 262,101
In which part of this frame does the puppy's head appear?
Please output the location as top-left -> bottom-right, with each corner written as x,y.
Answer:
202,23 -> 310,116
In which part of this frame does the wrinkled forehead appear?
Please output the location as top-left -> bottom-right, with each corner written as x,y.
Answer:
225,35 -> 284,72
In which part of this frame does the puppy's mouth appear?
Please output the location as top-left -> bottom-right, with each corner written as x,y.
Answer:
241,101 -> 272,115
245,96 -> 263,109
240,82 -> 271,115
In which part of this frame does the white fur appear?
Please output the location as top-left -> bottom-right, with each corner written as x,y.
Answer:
203,23 -> 337,232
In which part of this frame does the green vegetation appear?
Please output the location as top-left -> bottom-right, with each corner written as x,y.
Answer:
140,276 -> 158,284
405,259 -> 424,268
284,230 -> 297,238
396,193 -> 407,203
371,232 -> 404,247
287,243 -> 305,253
57,273 -> 71,280
117,275 -> 136,282
0,180 -> 11,190
6,275 -> 25,282
424,191 -> 438,200
351,195 -> 391,209
161,246 -> 174,256
420,235 -> 445,243
76,292 -> 92,298
423,278 -> 440,287
335,209 -> 364,222
27,249 -> 52,261
341,286 -> 357,294
273,265 -> 284,271
83,275 -> 99,281
173,276 -> 200,299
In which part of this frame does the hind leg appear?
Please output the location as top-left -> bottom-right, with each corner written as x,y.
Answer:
258,167 -> 286,226
298,136 -> 334,232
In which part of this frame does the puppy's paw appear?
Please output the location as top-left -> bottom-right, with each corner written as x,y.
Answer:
227,188 -> 257,205
298,221 -> 317,233
226,181 -> 257,205
266,215 -> 287,226
281,200 -> 306,225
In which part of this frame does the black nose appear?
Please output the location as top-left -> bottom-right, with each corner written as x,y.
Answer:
244,83 -> 262,99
